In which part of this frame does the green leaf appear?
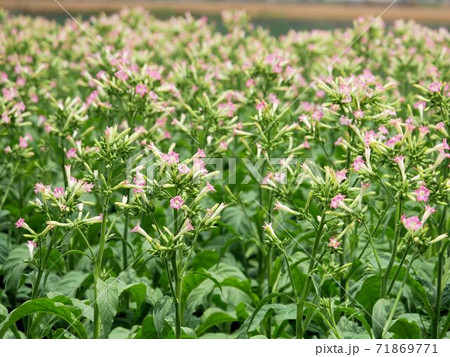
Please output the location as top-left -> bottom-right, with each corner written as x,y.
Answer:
335,306 -> 373,339
372,298 -> 393,339
0,232 -> 9,264
196,308 -> 237,336
390,317 -> 421,338
4,245 -> 28,295
96,277 -> 119,338
242,292 -> 294,337
355,275 -> 381,315
119,282 -> 147,311
53,271 -> 88,297
0,298 -> 87,338
153,296 -> 172,337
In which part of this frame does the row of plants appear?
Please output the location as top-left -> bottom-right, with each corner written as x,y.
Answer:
0,9 -> 449,339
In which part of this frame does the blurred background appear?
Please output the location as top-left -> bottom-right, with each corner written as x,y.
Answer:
1,0 -> 449,32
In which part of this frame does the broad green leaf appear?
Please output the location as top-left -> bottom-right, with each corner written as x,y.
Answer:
4,245 -> 28,295
153,296 -> 172,337
53,271 -> 88,297
0,298 -> 87,338
0,232 -> 9,264
355,275 -> 381,315
196,308 -> 237,336
372,298 -> 393,339
389,317 -> 421,339
97,277 -> 119,338
119,282 -> 147,311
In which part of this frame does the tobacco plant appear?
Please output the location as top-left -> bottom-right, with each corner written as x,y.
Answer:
0,9 -> 449,339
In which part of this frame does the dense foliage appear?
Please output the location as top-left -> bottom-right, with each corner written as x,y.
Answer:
0,9 -> 449,339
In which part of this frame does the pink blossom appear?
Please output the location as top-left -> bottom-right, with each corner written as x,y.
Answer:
205,182 -> 215,192
1,113 -> 10,124
401,215 -> 423,231
86,90 -> 99,105
256,100 -> 267,110
354,110 -> 364,119
246,78 -> 255,87
135,84 -> 148,97
115,69 -> 128,81
414,101 -> 426,110
330,194 -> 345,209
161,151 -> 179,165
415,185 -> 430,202
131,222 -> 141,233
422,205 -> 437,223
66,148 -> 77,159
196,149 -> 206,158
219,141 -> 228,150
419,126 -> 429,136
19,136 -> 28,148
178,164 -> 190,175
185,219 -> 194,231
352,156 -> 365,171
429,82 -> 441,93
393,156 -> 405,164
328,237 -> 341,249
27,241 -> 37,259
170,196 -> 184,210
53,187 -> 65,198
335,169 -> 348,183
15,217 -> 25,228
340,116 -> 351,126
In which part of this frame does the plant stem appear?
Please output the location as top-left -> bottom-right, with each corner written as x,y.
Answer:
382,253 -> 416,339
93,169 -> 112,339
386,243 -> 411,296
122,190 -> 131,269
381,197 -> 402,298
296,214 -> 325,338
171,253 -> 182,339
432,242 -> 447,339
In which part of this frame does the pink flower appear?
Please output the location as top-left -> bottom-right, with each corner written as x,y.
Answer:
27,241 -> 37,259
196,148 -> 206,158
131,222 -> 141,233
178,164 -> 190,175
219,141 -> 228,150
429,82 -> 441,93
415,185 -> 430,202
19,136 -> 28,149
330,194 -> 345,209
393,155 -> 405,164
86,90 -> 98,105
135,84 -> 148,97
414,101 -> 426,110
185,219 -> 194,231
354,110 -> 364,119
256,100 -> 267,110
401,215 -> 423,231
115,69 -> 128,81
419,126 -> 429,136
246,78 -> 255,87
352,156 -> 365,172
422,205 -> 437,223
328,237 -> 341,249
205,182 -> 215,192
66,148 -> 77,159
335,169 -> 348,183
53,187 -> 65,198
15,217 -> 25,228
1,113 -> 10,124
161,151 -> 179,165
170,196 -> 184,210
